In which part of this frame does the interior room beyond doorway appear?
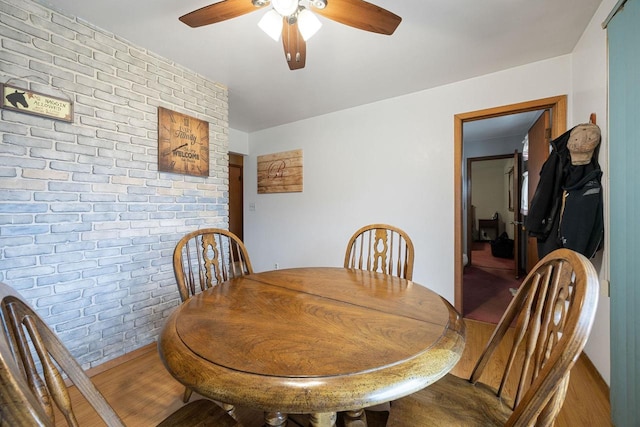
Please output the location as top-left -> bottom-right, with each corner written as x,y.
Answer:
453,95 -> 568,321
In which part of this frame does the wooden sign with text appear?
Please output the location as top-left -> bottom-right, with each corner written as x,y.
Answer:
1,84 -> 73,122
257,149 -> 303,194
158,107 -> 210,177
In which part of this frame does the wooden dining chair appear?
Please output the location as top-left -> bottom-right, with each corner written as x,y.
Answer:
173,228 -> 253,405
0,282 -> 240,427
344,223 -> 415,280
173,228 -> 254,303
386,248 -> 600,427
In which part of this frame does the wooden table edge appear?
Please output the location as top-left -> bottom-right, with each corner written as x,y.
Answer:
158,298 -> 465,413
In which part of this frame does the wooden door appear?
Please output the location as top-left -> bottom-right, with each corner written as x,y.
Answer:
525,110 -> 550,273
512,150 -> 522,278
229,154 -> 244,240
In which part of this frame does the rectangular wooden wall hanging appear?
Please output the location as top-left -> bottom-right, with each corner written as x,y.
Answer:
1,84 -> 73,122
257,149 -> 303,194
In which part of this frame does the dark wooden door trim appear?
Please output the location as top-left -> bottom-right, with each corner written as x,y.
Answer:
512,150 -> 523,278
229,154 -> 244,240
525,110 -> 551,272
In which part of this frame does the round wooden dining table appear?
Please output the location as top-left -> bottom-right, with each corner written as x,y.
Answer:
158,267 -> 465,427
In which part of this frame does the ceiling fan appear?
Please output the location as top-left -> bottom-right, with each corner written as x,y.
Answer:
179,0 -> 401,70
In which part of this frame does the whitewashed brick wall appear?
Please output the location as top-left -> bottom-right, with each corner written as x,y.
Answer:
0,0 -> 229,368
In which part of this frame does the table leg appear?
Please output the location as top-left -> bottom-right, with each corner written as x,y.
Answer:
343,409 -> 367,427
264,411 -> 287,426
221,403 -> 236,420
309,412 -> 337,427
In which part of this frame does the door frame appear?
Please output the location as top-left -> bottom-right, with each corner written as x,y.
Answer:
466,153 -> 515,268
229,153 -> 244,240
453,95 -> 567,313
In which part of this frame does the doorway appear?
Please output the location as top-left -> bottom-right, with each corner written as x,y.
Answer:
229,153 -> 244,240
466,154 -> 520,268
453,95 -> 568,314
464,154 -> 520,323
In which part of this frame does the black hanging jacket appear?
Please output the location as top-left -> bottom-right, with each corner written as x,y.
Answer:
559,166 -> 604,258
525,126 -> 604,258
525,127 -> 573,240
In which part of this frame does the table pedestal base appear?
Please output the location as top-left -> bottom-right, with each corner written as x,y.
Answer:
265,411 -> 287,426
310,412 -> 338,427
343,409 -> 367,427
264,410 -> 365,427
222,403 -> 236,419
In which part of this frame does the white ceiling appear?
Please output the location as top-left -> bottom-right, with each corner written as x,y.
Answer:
464,110 -> 543,144
37,0 -> 601,133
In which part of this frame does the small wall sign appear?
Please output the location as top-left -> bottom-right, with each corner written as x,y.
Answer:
257,149 -> 303,194
1,84 -> 73,122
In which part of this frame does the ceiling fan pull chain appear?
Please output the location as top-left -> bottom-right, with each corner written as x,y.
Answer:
285,22 -> 292,62
296,29 -> 302,62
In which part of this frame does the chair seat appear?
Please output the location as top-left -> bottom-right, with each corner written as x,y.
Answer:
387,374 -> 513,427
157,399 -> 240,427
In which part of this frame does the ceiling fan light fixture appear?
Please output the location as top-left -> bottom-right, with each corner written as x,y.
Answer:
311,0 -> 327,10
180,0 -> 401,70
271,0 -> 299,17
258,10 -> 283,41
297,9 -> 322,41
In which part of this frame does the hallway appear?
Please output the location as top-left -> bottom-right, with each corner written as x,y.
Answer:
463,242 -> 522,323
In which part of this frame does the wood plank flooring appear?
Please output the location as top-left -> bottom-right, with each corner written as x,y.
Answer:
57,319 -> 611,426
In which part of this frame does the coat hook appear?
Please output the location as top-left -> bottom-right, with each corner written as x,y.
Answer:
589,113 -> 596,124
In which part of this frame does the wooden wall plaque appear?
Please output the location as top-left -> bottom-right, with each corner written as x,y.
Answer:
158,107 -> 209,177
1,84 -> 73,122
257,149 -> 303,194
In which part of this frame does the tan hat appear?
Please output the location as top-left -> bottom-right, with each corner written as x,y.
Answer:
568,123 -> 601,165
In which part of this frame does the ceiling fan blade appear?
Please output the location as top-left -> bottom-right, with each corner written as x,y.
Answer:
180,0 -> 264,28
282,20 -> 306,70
313,0 -> 401,35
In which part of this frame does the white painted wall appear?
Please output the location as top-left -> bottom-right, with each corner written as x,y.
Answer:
571,0 -> 616,385
472,159 -> 509,240
229,128 -> 249,155
243,1 -> 615,385
463,134 -> 523,159
244,55 -> 571,301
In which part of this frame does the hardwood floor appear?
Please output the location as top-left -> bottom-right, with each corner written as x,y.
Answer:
58,320 -> 611,426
